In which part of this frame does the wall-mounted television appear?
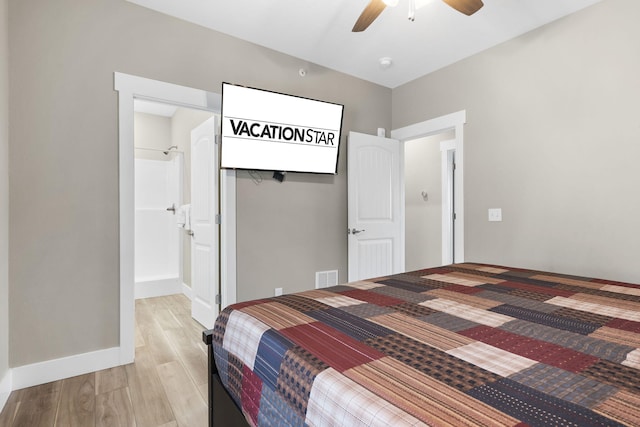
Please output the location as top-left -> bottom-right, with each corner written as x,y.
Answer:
220,82 -> 344,175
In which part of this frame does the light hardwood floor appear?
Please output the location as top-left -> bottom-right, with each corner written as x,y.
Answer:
0,294 -> 209,427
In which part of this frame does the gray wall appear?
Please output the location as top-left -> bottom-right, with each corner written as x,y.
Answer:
8,0 -> 390,367
0,0 -> 9,384
393,0 -> 640,283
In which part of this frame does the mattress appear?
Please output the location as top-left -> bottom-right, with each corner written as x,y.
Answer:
211,263 -> 640,426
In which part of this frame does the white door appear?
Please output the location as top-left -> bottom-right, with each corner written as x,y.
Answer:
191,116 -> 219,328
348,132 -> 402,281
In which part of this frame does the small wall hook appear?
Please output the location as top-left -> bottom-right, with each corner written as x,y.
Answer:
421,191 -> 428,201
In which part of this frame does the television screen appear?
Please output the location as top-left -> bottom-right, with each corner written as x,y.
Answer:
220,83 -> 344,174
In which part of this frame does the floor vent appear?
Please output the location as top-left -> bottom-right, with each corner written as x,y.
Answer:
315,270 -> 338,289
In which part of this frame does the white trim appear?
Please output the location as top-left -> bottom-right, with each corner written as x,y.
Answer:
135,277 -> 182,299
116,73 -> 135,365
11,347 -> 120,391
391,111 -> 466,141
114,72 -> 235,364
220,169 -> 237,308
0,369 -> 11,413
440,140 -> 456,265
398,142 -> 406,272
391,110 -> 466,264
182,282 -> 193,300
453,121 -> 465,263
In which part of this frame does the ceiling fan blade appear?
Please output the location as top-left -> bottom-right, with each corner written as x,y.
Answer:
352,0 -> 387,32
442,0 -> 484,16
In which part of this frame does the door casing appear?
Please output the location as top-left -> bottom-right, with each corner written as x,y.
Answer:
114,73 -> 237,364
392,110 -> 466,267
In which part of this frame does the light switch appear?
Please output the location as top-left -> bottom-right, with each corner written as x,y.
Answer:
488,208 -> 502,222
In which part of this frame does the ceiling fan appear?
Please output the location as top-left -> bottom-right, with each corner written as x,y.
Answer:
352,0 -> 484,32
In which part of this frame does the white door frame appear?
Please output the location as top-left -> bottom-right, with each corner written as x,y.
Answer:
440,140 -> 456,265
392,110 -> 466,266
114,72 -> 237,364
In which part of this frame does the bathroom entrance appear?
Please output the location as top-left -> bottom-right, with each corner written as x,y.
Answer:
133,99 -> 216,312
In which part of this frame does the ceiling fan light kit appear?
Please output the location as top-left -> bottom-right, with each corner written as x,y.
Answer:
352,0 -> 483,32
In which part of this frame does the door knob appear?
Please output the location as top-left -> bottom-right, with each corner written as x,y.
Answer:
348,228 -> 365,235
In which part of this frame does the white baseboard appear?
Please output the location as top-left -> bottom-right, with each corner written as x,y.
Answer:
135,277 -> 182,300
182,282 -> 192,300
11,346 -> 121,391
0,369 -> 11,414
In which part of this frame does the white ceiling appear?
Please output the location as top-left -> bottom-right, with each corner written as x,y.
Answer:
127,0 -> 602,88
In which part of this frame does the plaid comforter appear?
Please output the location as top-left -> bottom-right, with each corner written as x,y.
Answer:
211,263 -> 640,426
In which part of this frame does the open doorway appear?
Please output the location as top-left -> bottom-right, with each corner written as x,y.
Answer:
404,130 -> 455,270
393,109 -> 466,269
115,73 -> 237,365
133,100 -> 215,302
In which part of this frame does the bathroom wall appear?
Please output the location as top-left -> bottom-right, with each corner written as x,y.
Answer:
134,157 -> 181,291
134,112 -> 172,156
133,111 -> 183,297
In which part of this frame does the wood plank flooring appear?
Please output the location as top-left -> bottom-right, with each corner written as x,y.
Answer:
0,294 -> 209,427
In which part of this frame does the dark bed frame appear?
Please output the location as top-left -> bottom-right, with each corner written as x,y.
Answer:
202,330 -> 250,427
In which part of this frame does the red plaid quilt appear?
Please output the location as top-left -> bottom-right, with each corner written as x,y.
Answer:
211,263 -> 640,426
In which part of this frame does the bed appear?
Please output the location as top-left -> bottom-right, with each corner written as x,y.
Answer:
202,263 -> 640,426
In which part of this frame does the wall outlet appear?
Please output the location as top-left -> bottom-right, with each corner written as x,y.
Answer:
274,287 -> 283,296
488,208 -> 502,222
